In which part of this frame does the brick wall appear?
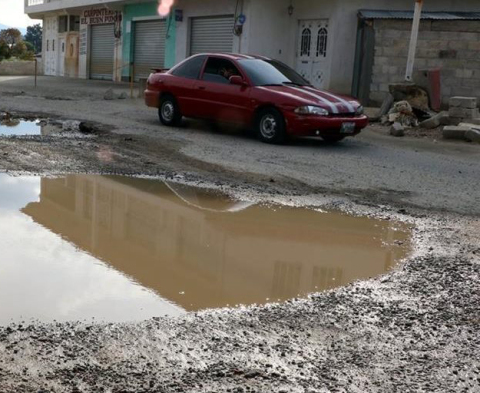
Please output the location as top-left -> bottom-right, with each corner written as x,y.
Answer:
370,19 -> 480,107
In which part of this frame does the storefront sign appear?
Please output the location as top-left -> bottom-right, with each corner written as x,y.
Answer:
81,9 -> 122,25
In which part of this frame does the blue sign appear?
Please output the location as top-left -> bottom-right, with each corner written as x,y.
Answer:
238,14 -> 246,25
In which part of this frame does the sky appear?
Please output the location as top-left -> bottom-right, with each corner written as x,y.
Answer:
0,0 -> 40,29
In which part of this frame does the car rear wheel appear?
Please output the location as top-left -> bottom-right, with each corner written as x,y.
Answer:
322,135 -> 345,144
256,108 -> 286,144
159,95 -> 182,126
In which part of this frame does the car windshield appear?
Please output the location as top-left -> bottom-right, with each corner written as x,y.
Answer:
239,59 -> 310,87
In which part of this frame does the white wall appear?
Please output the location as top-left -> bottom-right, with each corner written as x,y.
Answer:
245,0 -> 480,94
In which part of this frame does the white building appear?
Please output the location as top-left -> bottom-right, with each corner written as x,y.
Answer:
25,0 -> 480,103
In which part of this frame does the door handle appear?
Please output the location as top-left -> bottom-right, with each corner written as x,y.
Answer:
197,86 -> 206,90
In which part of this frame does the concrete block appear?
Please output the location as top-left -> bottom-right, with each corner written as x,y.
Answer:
465,129 -> 480,143
443,117 -> 462,126
442,126 -> 470,140
449,107 -> 479,119
419,111 -> 449,129
449,96 -> 478,109
465,118 -> 480,126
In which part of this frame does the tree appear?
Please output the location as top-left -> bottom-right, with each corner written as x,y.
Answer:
0,28 -> 34,61
0,28 -> 22,48
0,41 -> 9,60
24,24 -> 42,53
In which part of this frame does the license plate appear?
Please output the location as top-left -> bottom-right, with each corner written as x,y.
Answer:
340,122 -> 356,134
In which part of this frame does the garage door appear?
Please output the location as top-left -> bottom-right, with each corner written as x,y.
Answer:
90,24 -> 115,80
134,20 -> 166,81
190,15 -> 234,55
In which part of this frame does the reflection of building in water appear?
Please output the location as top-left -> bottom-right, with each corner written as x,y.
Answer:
23,175 -> 409,311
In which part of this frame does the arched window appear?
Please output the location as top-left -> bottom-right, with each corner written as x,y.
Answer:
317,27 -> 328,57
300,28 -> 311,57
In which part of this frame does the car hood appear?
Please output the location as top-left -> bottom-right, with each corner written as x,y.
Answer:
257,85 -> 359,114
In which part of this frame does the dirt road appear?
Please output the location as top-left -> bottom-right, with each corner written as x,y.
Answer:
0,76 -> 479,392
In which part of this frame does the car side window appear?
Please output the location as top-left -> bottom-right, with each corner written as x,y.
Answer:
202,58 -> 241,84
171,55 -> 206,79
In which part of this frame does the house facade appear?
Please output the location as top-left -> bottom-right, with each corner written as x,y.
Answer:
25,0 -> 480,104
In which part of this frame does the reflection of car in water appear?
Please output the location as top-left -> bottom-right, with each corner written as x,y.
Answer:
145,53 -> 368,144
23,175 -> 409,311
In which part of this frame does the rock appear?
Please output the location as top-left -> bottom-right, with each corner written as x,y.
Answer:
389,84 -> 430,112
79,121 -> 97,133
442,126 -> 470,140
378,93 -> 395,118
465,129 -> 480,143
62,120 -> 81,131
419,111 -> 449,129
118,92 -> 127,99
448,107 -> 479,119
449,96 -> 477,109
104,89 -> 114,100
390,122 -> 405,137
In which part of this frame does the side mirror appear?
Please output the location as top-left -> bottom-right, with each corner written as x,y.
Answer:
229,75 -> 247,86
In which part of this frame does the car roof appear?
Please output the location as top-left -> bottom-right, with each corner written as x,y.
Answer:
194,53 -> 272,61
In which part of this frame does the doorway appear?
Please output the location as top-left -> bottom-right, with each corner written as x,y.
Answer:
296,19 -> 331,89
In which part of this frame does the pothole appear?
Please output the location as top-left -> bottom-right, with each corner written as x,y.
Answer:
0,113 -> 100,137
0,174 -> 412,324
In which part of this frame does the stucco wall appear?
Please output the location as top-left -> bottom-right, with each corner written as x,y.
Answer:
0,60 -> 42,76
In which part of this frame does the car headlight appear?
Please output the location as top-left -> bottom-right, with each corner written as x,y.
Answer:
355,105 -> 364,116
294,106 -> 329,116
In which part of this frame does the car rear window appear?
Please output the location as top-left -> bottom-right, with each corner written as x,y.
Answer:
171,55 -> 206,79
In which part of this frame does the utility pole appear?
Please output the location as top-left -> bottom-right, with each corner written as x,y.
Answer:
405,0 -> 424,82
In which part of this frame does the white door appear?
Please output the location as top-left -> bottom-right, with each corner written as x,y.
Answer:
58,38 -> 65,76
296,19 -> 331,89
44,16 -> 58,76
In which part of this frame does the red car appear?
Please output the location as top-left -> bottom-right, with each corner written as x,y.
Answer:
145,53 -> 368,144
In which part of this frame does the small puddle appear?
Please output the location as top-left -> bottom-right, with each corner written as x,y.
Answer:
0,174 -> 411,324
0,118 -> 61,136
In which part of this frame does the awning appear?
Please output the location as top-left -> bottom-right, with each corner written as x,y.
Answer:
358,10 -> 480,21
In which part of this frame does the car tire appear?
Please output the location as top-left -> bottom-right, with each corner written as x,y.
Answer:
322,135 -> 345,144
159,95 -> 182,126
256,108 -> 287,144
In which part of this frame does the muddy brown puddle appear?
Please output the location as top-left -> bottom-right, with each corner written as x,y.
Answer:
0,174 -> 411,324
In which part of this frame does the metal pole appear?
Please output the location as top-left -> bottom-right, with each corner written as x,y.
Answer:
130,63 -> 134,99
34,58 -> 37,88
405,0 -> 424,82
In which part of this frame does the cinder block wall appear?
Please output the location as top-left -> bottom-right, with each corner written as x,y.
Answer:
370,19 -> 480,107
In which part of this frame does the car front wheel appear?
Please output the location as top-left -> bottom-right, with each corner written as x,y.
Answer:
159,95 -> 182,126
256,108 -> 287,144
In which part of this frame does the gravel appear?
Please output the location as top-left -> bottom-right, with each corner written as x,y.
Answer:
0,76 -> 479,392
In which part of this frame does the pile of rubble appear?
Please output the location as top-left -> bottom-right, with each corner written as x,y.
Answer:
420,97 -> 480,143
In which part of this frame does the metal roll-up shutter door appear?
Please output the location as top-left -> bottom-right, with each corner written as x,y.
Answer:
190,15 -> 234,55
90,24 -> 115,80
134,20 -> 166,81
